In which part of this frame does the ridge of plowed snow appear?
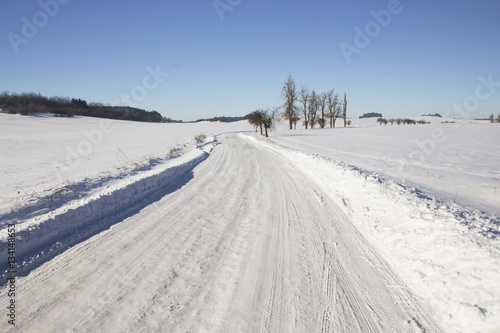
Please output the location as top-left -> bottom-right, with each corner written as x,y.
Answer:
0,139 -> 218,278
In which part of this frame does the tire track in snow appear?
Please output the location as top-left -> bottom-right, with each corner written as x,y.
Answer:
242,134 -> 441,332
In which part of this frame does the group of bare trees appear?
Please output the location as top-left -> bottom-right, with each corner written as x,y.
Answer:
488,113 -> 500,123
282,75 -> 347,130
247,108 -> 278,138
377,117 -> 429,125
247,75 -> 348,137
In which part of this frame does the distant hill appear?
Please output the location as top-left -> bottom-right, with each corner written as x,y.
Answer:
0,92 -> 165,123
359,112 -> 382,119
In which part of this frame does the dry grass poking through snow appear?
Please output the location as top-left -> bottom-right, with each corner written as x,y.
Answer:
194,134 -> 207,142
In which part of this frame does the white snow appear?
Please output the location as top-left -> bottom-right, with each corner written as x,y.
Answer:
0,113 -> 252,221
245,131 -> 500,332
271,116 -> 500,215
0,113 -> 499,332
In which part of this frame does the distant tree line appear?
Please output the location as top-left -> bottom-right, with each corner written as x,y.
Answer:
0,91 -> 165,123
377,117 -> 429,125
195,115 -> 247,123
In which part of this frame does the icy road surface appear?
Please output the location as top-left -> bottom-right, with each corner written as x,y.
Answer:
1,134 -> 440,332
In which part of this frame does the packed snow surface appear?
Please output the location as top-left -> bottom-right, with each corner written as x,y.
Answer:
0,113 -> 499,332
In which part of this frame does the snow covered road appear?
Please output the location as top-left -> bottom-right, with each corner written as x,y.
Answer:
1,134 -> 440,332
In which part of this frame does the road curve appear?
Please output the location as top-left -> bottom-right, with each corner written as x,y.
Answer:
0,134 -> 440,332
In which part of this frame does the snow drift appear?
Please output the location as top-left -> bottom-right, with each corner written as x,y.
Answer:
0,143 -> 215,276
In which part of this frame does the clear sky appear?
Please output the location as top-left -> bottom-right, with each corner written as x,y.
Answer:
1,0 -> 499,121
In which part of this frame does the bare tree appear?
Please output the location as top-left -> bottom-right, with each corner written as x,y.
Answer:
335,103 -> 342,126
489,114 -> 494,123
247,110 -> 264,135
319,92 -> 327,129
327,90 -> 340,128
308,90 -> 319,129
377,117 -> 388,126
292,114 -> 300,129
326,90 -> 333,127
281,75 -> 297,130
342,92 -> 348,127
299,87 -> 309,129
261,108 -> 278,137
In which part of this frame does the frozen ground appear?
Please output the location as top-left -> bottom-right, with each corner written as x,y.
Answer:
0,113 -> 499,332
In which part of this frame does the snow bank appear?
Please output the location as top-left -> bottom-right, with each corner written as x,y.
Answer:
243,133 -> 500,333
0,140 -> 217,276
0,113 -> 253,277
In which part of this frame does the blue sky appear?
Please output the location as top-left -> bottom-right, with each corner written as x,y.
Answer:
1,0 -> 499,121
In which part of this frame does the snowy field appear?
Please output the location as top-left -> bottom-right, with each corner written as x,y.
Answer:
273,116 -> 500,215
1,113 -> 499,332
0,113 -> 252,220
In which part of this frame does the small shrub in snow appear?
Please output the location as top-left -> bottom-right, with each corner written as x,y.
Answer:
145,155 -> 159,164
194,134 -> 207,142
167,147 -> 181,157
377,117 -> 388,126
116,147 -> 139,167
